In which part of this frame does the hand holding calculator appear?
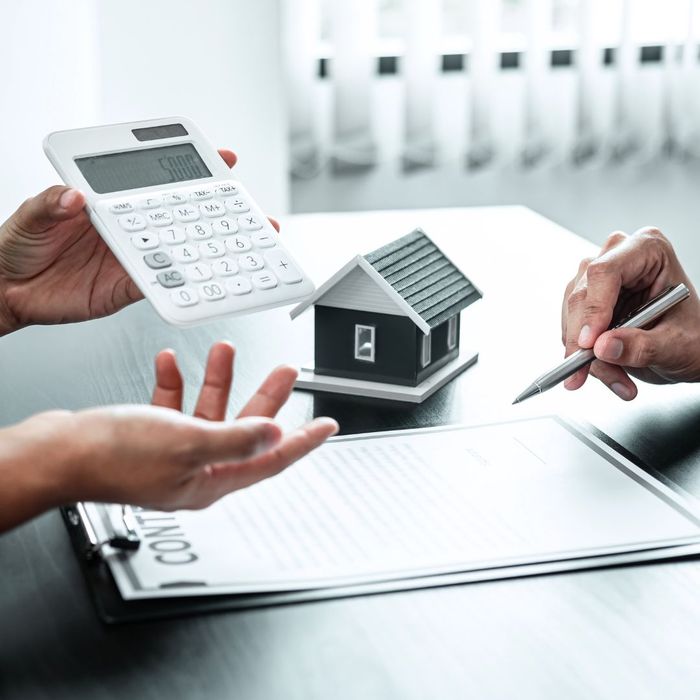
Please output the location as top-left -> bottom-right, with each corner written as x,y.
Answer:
44,117 -> 314,327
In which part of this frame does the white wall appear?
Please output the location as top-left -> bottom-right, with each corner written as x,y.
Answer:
0,0 -> 288,221
97,0 -> 289,215
0,0 -> 99,218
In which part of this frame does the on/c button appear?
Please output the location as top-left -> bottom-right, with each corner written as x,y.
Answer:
144,251 -> 172,269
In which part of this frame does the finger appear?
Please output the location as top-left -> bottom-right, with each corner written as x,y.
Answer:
588,359 -> 637,401
598,230 -> 627,255
572,258 -> 621,349
193,342 -> 235,421
561,257 -> 593,347
208,417 -> 339,491
578,228 -> 675,349
593,327 -> 666,369
217,149 -> 238,169
563,366 -> 590,391
13,186 -> 86,234
237,365 -> 298,418
187,416 -> 283,465
268,217 -> 280,233
151,349 -> 184,410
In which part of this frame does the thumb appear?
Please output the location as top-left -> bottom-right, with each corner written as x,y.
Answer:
13,186 -> 85,234
593,327 -> 664,368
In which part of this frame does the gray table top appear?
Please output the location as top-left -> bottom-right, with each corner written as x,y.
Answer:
1,206 -> 699,700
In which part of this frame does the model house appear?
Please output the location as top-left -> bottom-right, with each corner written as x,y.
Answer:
290,229 -> 482,391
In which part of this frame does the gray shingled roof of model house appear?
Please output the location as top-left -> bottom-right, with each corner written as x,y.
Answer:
363,229 -> 482,329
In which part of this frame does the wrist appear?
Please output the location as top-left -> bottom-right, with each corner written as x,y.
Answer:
0,275 -> 19,337
0,410 -> 84,531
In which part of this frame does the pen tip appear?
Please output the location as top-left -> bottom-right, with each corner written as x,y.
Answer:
512,399 -> 519,405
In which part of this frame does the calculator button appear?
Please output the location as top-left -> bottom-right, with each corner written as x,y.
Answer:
119,214 -> 147,232
227,277 -> 252,295
252,271 -> 278,290
163,192 -> 188,205
226,198 -> 250,214
212,257 -> 238,276
146,209 -> 174,227
171,287 -> 199,307
159,227 -> 187,245
143,251 -> 172,269
200,240 -> 226,258
200,201 -> 226,218
190,188 -> 213,201
212,217 -> 237,236
186,263 -> 213,283
157,270 -> 185,288
251,231 -> 276,248
264,250 -> 303,284
186,223 -> 212,241
238,252 -> 264,271
131,233 -> 159,250
138,196 -> 162,210
172,205 -> 200,223
238,215 -> 262,231
171,244 -> 200,263
225,235 -> 252,253
215,183 -> 238,197
199,282 -> 226,301
109,201 -> 134,214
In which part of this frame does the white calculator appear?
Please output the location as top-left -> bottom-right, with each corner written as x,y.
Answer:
43,117 -> 314,327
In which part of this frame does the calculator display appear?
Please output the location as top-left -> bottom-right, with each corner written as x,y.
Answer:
75,143 -> 212,194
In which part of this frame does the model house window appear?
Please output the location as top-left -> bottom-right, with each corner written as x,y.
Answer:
354,324 -> 376,363
447,316 -> 458,350
421,333 -> 431,368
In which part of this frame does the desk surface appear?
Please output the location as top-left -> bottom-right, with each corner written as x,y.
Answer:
1,206 -> 699,700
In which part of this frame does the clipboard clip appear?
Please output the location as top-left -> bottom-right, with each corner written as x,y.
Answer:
69,502 -> 141,561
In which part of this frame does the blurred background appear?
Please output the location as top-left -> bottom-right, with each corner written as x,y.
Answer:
3,0 -> 700,279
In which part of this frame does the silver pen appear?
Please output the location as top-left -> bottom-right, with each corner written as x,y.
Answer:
513,282 -> 691,404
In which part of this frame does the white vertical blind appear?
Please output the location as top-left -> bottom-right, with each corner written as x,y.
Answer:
329,0 -> 378,172
282,0 -> 700,178
282,0 -> 322,178
402,0 -> 441,171
662,0 -> 700,157
521,0 -> 553,167
679,0 -> 700,156
610,0 -> 641,161
572,0 -> 601,164
466,0 -> 500,169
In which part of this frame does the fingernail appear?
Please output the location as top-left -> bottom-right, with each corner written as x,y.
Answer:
578,325 -> 593,347
59,189 -> 79,210
564,377 -> 576,390
601,338 -> 624,361
611,382 -> 633,400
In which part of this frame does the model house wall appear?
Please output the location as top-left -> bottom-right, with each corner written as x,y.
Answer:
314,307 -> 461,387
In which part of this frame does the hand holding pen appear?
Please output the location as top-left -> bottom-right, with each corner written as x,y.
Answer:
515,227 -> 700,403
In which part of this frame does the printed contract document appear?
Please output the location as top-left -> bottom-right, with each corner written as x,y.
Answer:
87,417 -> 700,600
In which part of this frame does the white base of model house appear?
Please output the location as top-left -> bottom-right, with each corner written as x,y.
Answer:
295,348 -> 479,403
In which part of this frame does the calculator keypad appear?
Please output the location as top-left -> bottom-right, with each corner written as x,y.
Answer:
99,181 -> 310,324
